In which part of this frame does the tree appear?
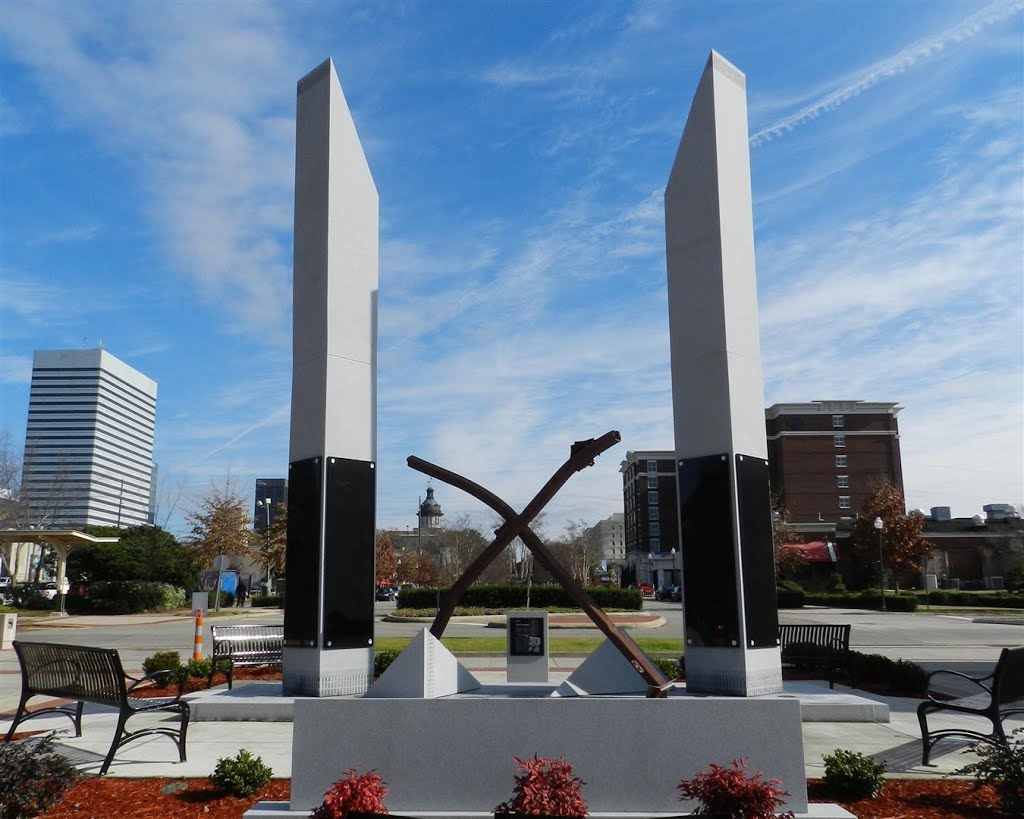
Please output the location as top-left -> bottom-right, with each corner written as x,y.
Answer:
432,514 -> 488,585
397,551 -> 438,586
772,497 -> 807,579
852,481 -> 932,592
375,531 -> 397,585
72,525 -> 199,588
257,501 -> 287,583
562,519 -> 601,584
186,478 -> 255,569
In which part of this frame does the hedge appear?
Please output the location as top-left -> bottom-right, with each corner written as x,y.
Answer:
84,581 -> 185,614
251,595 -> 283,608
776,580 -> 805,609
397,584 -> 643,611
915,590 -> 1024,608
804,590 -> 918,612
848,650 -> 928,695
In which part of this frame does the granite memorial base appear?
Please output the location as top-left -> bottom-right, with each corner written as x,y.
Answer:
248,696 -> 811,816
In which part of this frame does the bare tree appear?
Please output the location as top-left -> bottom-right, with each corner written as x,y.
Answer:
186,477 -> 255,569
562,519 -> 601,584
432,514 -> 488,585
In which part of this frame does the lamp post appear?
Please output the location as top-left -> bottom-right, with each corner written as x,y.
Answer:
874,516 -> 886,612
256,498 -> 272,595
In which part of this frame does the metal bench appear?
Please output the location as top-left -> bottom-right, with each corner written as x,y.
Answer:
778,623 -> 854,689
4,640 -> 189,775
209,624 -> 283,689
917,645 -> 1024,764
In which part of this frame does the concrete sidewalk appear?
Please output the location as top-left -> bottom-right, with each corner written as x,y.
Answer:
3,663 -> 1017,783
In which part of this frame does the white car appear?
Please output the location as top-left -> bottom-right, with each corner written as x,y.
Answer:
39,581 -> 58,600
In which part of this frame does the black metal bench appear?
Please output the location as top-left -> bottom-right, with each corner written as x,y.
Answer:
209,624 -> 283,689
778,623 -> 854,689
917,646 -> 1024,764
4,640 -> 189,775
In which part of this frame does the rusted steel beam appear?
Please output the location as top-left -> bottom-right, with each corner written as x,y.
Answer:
407,431 -> 671,697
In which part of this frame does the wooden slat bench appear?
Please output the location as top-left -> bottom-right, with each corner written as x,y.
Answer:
4,640 -> 189,775
209,624 -> 284,689
917,645 -> 1024,764
778,623 -> 854,689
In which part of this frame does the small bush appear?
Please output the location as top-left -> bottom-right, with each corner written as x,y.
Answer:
0,733 -> 78,819
251,595 -> 282,608
827,572 -> 847,593
651,657 -> 680,679
312,768 -> 389,817
494,755 -> 588,815
848,651 -> 927,694
776,580 -> 805,609
677,757 -> 793,819
185,658 -> 213,679
209,749 -> 273,797
374,648 -> 401,679
955,727 -> 1024,816
142,650 -> 183,686
822,748 -> 885,800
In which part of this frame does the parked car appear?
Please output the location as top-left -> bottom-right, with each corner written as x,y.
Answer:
656,585 -> 676,601
635,583 -> 654,597
39,581 -> 59,601
375,585 -> 399,602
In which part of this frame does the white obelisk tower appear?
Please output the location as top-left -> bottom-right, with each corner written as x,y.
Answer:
665,51 -> 782,696
284,59 -> 378,696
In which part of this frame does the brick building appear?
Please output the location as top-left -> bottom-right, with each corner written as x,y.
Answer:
765,400 -> 903,525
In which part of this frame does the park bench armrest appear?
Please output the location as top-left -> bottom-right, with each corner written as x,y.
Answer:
923,668 -> 993,704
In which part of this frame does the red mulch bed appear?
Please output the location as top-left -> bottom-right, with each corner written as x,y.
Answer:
40,777 -> 289,818
129,666 -> 283,698
34,777 -> 1003,818
807,778 -> 1003,818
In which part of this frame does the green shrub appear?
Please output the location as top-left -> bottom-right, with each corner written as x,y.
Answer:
142,650 -> 183,685
955,727 -> 1024,816
85,581 -> 185,614
397,584 -> 643,611
10,585 -> 55,610
220,591 -> 235,608
374,648 -> 401,679
822,748 -> 885,800
803,590 -> 918,612
651,657 -> 680,679
913,590 -> 1024,609
847,651 -> 927,694
0,733 -> 78,819
251,595 -> 283,608
209,749 -> 273,797
826,572 -> 847,593
185,658 -> 213,679
776,580 -> 805,609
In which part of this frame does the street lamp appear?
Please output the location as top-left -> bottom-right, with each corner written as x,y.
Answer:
874,516 -> 886,612
256,498 -> 273,595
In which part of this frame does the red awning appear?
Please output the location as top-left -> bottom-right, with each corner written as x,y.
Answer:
781,541 -> 836,563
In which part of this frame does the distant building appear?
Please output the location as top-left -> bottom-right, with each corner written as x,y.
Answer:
919,504 -> 1023,588
620,451 -> 680,589
765,400 -> 903,526
586,513 -> 626,563
253,478 -> 287,530
21,349 -> 157,528
417,486 -> 444,531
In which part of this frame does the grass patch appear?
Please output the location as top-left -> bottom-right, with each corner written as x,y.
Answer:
374,636 -> 684,655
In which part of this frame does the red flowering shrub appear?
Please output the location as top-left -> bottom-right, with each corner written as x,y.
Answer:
311,768 -> 389,818
494,754 -> 588,816
677,758 -> 793,819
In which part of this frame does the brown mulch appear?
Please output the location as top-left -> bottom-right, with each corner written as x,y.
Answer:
128,666 -> 283,699
34,777 -> 1004,818
40,777 -> 289,818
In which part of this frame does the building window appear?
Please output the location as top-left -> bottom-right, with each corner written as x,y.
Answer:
834,435 -> 845,448
648,491 -> 657,505
832,415 -> 844,428
836,475 -> 849,488
649,506 -> 659,520
647,476 -> 658,489
838,496 -> 851,509
650,538 -> 660,551
647,459 -> 658,474
649,522 -> 660,536
835,455 -> 847,468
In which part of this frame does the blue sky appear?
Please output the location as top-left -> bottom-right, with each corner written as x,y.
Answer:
1,0 -> 1021,539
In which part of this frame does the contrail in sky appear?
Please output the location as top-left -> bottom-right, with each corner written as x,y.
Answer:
750,0 -> 1024,147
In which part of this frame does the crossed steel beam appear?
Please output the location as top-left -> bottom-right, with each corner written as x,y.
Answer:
407,430 -> 671,698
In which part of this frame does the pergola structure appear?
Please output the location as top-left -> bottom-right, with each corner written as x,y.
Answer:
0,530 -> 120,608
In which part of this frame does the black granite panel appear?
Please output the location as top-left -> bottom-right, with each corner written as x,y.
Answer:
284,457 -> 322,647
322,457 -> 376,650
677,454 -> 739,647
736,454 -> 780,648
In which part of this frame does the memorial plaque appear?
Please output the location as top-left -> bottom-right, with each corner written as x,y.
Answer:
736,455 -> 779,648
509,616 -> 545,656
285,457 -> 322,647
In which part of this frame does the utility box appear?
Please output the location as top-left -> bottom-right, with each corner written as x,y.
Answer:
1,612 -> 16,650
506,611 -> 548,683
191,592 -> 209,614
